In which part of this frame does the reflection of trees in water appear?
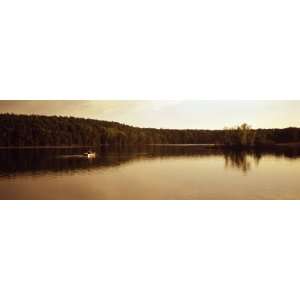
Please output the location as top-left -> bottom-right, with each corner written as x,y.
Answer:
224,151 -> 252,173
0,145 -> 221,177
222,147 -> 300,173
223,150 -> 264,174
0,147 -> 140,177
0,145 -> 300,177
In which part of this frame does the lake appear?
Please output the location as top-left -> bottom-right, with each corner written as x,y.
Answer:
0,145 -> 300,199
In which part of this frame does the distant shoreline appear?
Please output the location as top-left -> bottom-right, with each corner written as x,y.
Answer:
0,143 -> 299,149
0,145 -> 96,149
0,144 -> 216,149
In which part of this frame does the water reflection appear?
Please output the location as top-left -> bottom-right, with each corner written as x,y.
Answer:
224,151 -> 252,173
223,150 -> 265,174
0,145 -> 300,178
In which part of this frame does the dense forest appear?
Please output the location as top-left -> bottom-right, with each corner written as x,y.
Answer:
0,114 -> 300,147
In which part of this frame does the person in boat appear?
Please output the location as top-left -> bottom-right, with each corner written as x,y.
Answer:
84,150 -> 96,157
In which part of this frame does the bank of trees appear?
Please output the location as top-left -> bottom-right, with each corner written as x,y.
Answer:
0,114 -> 219,147
0,114 -> 299,147
223,123 -> 300,147
223,123 -> 272,147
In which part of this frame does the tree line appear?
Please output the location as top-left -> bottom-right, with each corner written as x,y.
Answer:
0,114 -> 299,147
223,123 -> 300,147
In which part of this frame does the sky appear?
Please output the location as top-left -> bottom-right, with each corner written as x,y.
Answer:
0,100 -> 299,129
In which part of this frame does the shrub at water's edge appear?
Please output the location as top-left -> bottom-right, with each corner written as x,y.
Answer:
222,123 -> 276,148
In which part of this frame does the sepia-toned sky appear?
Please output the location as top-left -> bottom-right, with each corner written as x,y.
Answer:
0,100 -> 299,129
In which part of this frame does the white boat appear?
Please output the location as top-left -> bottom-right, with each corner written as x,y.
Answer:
83,151 -> 96,158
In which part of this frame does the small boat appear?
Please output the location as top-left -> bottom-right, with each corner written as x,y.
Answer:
83,151 -> 96,158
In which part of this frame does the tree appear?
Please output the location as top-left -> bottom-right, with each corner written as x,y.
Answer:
223,123 -> 256,147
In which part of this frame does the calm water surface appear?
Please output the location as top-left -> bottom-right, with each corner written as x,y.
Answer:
0,145 -> 300,199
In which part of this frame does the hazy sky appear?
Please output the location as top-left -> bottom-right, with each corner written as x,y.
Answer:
0,100 -> 299,129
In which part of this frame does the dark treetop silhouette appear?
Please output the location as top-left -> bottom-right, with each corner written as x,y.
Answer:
0,114 -> 299,147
